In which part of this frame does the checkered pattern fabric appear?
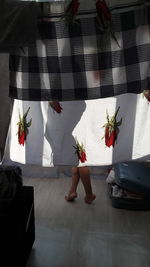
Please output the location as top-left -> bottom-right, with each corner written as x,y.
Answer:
9,1 -> 150,101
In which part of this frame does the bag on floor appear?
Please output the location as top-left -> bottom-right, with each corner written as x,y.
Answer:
106,162 -> 150,210
114,162 -> 150,197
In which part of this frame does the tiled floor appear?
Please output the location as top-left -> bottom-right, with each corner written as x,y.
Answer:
24,177 -> 150,267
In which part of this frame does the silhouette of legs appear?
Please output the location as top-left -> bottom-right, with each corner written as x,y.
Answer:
65,166 -> 96,204
65,167 -> 79,201
78,166 -> 96,204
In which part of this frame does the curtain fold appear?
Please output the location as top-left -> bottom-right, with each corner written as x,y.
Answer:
0,1 -> 39,52
9,0 -> 150,101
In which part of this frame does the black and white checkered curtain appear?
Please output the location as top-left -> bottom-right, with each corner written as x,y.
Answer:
9,0 -> 150,101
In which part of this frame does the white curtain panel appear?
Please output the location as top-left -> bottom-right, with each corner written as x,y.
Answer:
1,0 -> 150,178
3,93 -> 150,168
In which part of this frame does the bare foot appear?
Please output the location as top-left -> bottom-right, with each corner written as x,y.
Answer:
65,192 -> 78,202
84,194 -> 96,204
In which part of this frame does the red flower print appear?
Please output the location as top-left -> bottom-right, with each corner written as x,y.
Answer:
49,101 -> 63,114
143,90 -> 150,102
102,107 -> 122,148
17,107 -> 32,146
74,140 -> 87,163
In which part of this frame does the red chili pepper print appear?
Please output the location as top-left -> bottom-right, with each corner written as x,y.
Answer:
102,107 -> 122,148
49,101 -> 63,114
78,150 -> 87,163
74,140 -> 87,163
17,107 -> 32,146
105,127 -> 117,147
18,128 -> 26,146
71,0 -> 80,16
96,0 -> 120,47
63,0 -> 80,25
96,0 -> 111,21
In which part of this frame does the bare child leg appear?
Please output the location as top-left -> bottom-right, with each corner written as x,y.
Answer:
78,166 -> 96,204
65,167 -> 80,201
